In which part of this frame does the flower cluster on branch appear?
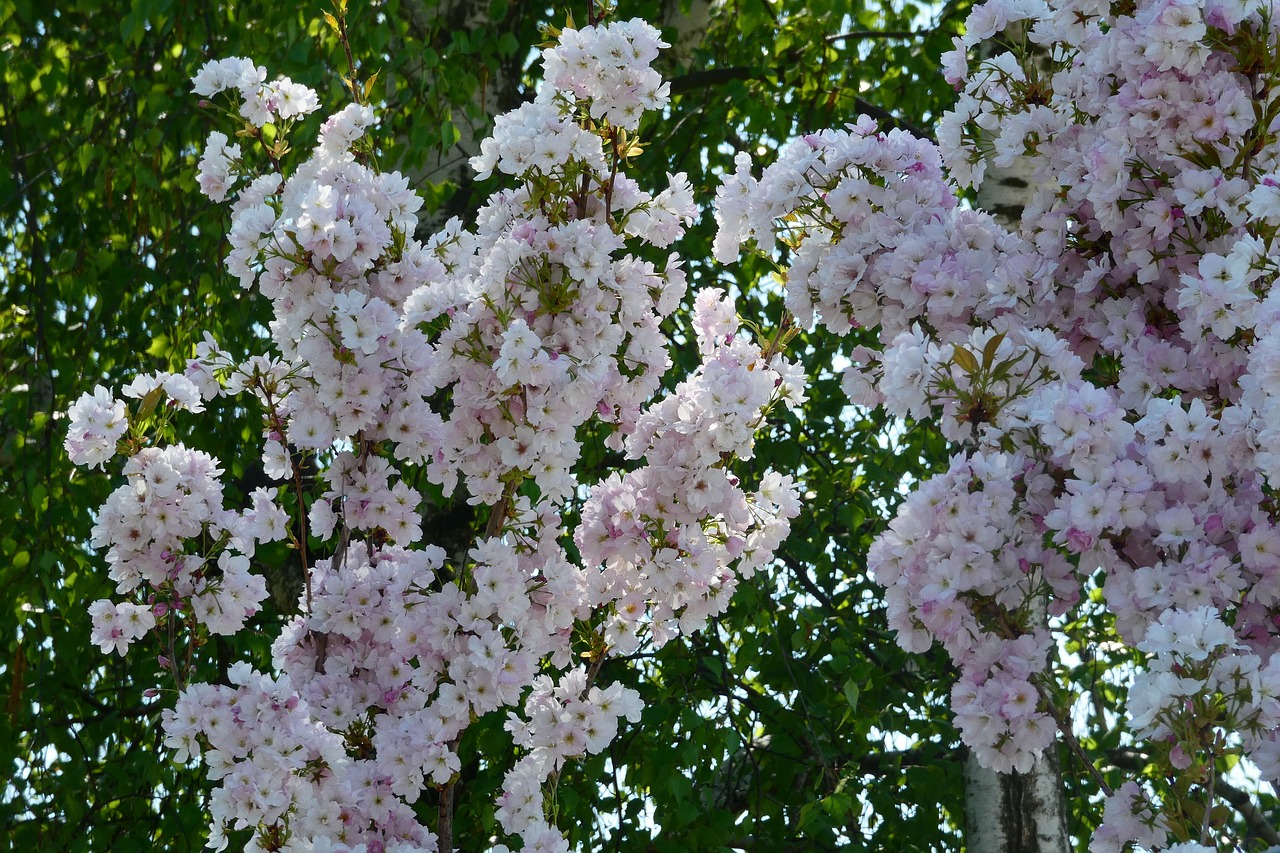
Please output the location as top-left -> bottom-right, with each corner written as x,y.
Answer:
67,16 -> 800,853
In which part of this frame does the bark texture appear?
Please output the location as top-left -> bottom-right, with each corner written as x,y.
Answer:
964,748 -> 1071,853
960,603 -> 1070,852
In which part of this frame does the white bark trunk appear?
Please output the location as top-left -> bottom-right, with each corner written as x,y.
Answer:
659,0 -> 718,69
960,577 -> 1069,850
964,747 -> 1071,853
964,27 -> 1071,849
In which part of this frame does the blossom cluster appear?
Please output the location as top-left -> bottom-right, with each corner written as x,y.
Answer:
65,384 -> 128,469
576,289 -> 802,654
715,0 -> 1280,843
70,375 -> 277,650
541,18 -> 670,131
191,56 -> 320,127
869,450 -> 1065,773
496,668 -> 644,846
1093,607 -> 1280,853
68,17 -> 799,853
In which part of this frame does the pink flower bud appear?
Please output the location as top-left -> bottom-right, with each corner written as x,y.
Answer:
1065,528 -> 1094,553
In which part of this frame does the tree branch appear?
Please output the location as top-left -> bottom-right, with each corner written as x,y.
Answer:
853,98 -> 935,141
668,66 -> 764,96
777,551 -> 839,614
438,778 -> 455,853
1032,679 -> 1113,796
666,66 -> 934,140
825,29 -> 939,41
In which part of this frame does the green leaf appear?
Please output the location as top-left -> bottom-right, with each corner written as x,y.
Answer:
951,344 -> 979,374
136,386 -> 165,421
441,120 -> 461,148
981,332 -> 1006,367
843,678 -> 860,712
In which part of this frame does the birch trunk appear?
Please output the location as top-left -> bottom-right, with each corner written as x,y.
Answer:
962,721 -> 1071,853
964,29 -> 1072,847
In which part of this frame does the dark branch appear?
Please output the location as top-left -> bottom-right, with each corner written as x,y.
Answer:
668,66 -> 765,96
825,29 -> 937,41
666,66 -> 934,140
777,551 -> 839,614
852,97 -> 935,142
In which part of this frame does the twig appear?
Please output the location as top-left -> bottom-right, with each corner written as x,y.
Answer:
759,311 -> 794,363
333,6 -> 360,102
825,29 -> 938,41
1200,756 -> 1216,845
484,482 -> 515,540
1032,679 -> 1113,796
776,551 -> 838,614
604,126 -> 619,225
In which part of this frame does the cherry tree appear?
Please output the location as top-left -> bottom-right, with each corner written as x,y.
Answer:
714,0 -> 1280,847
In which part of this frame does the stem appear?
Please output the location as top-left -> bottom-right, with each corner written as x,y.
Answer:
259,375 -> 331,671
604,126 -> 619,226
485,481 -> 517,540
292,457 -> 313,611
183,610 -> 195,686
1033,678 -> 1113,796
358,438 -> 377,563
438,775 -> 455,853
1200,751 -> 1216,845
246,124 -> 284,174
534,644 -> 610,837
166,602 -> 185,690
584,647 -> 607,689
437,480 -> 517,851
334,6 -> 360,103
759,310 -> 794,363
576,170 -> 592,221
266,384 -> 313,614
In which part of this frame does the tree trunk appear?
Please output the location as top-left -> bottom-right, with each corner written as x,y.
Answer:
388,0 -> 527,237
964,747 -> 1071,853
963,24 -> 1072,853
